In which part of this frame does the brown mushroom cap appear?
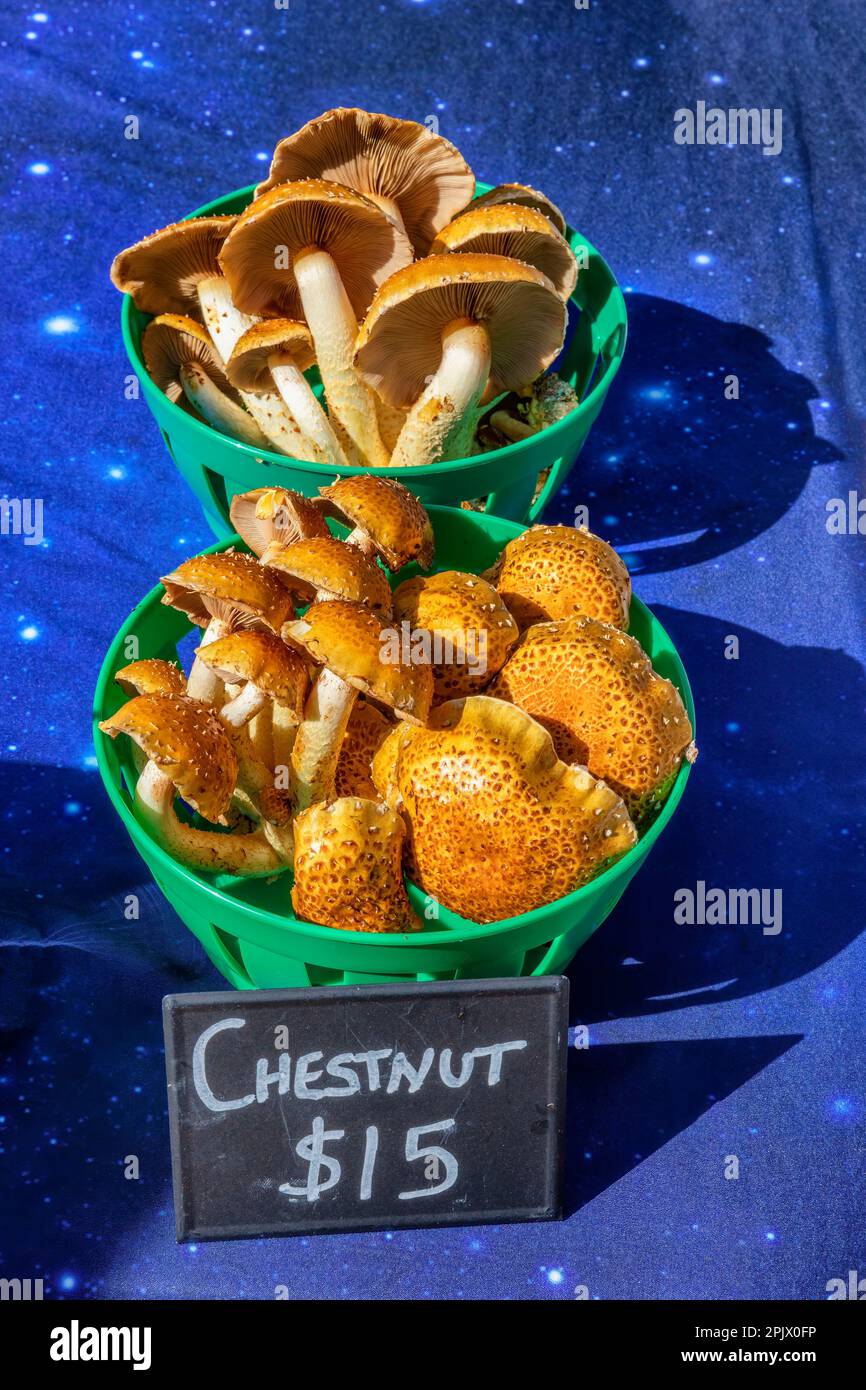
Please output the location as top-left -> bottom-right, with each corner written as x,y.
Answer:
110,215 -> 237,315
490,616 -> 695,822
354,254 -> 567,410
193,630 -> 309,717
261,536 -> 393,615
485,525 -> 631,630
161,549 -> 295,632
469,183 -> 567,236
115,658 -> 186,698
283,600 -> 433,722
98,693 -> 238,824
142,313 -> 244,404
392,570 -> 519,702
219,179 -> 413,322
291,795 -> 421,933
255,108 -> 475,254
371,695 -> 636,923
432,204 -> 578,301
334,700 -> 393,799
225,319 -> 316,394
317,475 -> 435,571
229,486 -> 331,558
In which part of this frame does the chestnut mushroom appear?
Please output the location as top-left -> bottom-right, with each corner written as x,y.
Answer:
468,182 -> 567,235
432,203 -> 578,301
142,313 -> 267,448
316,475 -> 435,572
291,796 -> 420,934
334,700 -> 393,799
228,487 -> 330,558
484,524 -> 632,631
392,570 -> 519,702
261,536 -> 393,617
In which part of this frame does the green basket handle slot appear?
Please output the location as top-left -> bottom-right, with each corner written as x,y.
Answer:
485,470 -> 538,522
199,923 -> 257,989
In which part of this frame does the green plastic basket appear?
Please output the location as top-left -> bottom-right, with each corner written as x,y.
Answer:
120,183 -> 627,537
93,507 -> 693,990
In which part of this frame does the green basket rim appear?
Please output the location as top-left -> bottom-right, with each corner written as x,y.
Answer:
119,180 -> 628,480
92,510 -> 694,951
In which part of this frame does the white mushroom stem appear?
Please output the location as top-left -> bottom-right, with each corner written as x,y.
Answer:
135,761 -> 284,876
248,707 -> 273,766
222,720 -> 295,866
490,409 -> 536,442
179,365 -> 268,447
220,681 -> 268,729
291,667 -> 358,812
268,355 -> 349,468
391,319 -> 492,468
344,525 -> 376,557
294,248 -> 390,467
186,618 -> 229,704
271,703 -> 300,775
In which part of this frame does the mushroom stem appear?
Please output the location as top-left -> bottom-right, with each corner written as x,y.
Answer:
179,364 -> 268,447
391,319 -> 492,468
135,760 -> 284,876
271,702 -> 300,775
344,525 -> 377,557
223,726 -> 294,865
220,680 -> 268,729
294,248 -> 390,467
186,618 -> 227,704
490,409 -> 536,442
268,354 -> 349,468
291,666 -> 358,811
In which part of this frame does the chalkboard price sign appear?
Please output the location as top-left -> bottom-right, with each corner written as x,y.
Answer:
163,977 -> 568,1241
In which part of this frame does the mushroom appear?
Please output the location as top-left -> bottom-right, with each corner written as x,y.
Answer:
115,658 -> 186,698
484,524 -> 632,631
160,550 -> 295,703
193,629 -> 309,768
110,216 -> 314,457
432,203 -> 578,300
490,616 -> 697,823
371,695 -> 637,922
490,373 -> 580,443
226,320 -> 349,468
335,700 -> 393,798
255,107 -> 475,254
219,180 -> 414,466
316,475 -> 435,571
354,254 -> 567,468
283,599 -> 433,812
142,314 -> 268,448
468,183 -> 567,235
392,570 -> 519,702
261,536 -> 393,616
291,796 -> 421,934
98,693 -> 285,876
228,486 -> 330,558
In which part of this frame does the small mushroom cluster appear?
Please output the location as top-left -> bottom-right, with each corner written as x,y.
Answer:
100,479 -> 697,931
111,107 -> 581,471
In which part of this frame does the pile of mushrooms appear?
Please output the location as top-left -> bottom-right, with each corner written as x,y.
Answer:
111,107 -> 582,470
100,478 -> 697,931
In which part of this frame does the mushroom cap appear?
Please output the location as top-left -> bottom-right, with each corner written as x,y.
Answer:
255,108 -> 475,254
291,795 -> 421,934
110,215 -> 236,315
335,700 -> 394,799
226,319 -> 316,393
283,600 -> 433,722
229,486 -> 331,558
261,536 -> 393,615
98,693 -> 238,824
115,658 -> 186,698
218,179 -> 414,321
317,475 -> 435,571
490,615 -> 695,822
485,524 -> 631,631
161,549 -> 295,632
469,183 -> 567,236
392,570 -> 519,702
194,629 -> 309,716
371,695 -> 636,923
354,253 -> 567,410
431,204 -> 578,301
142,313 -> 242,404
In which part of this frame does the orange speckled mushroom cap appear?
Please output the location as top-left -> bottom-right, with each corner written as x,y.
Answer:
469,183 -> 567,236
392,570 -> 519,703
98,693 -> 238,824
485,524 -> 631,631
261,536 -> 393,616
219,179 -> 413,322
110,215 -> 237,316
229,486 -> 330,558
161,549 -> 295,633
432,204 -> 578,301
115,658 -> 186,698
283,600 -> 433,722
142,314 -> 244,405
317,475 -> 435,572
490,615 -> 696,822
226,319 -> 316,394
291,796 -> 421,934
255,108 -> 475,255
371,695 -> 636,923
335,700 -> 393,799
193,630 -> 309,717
